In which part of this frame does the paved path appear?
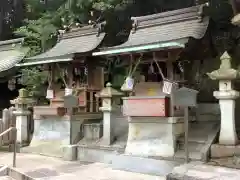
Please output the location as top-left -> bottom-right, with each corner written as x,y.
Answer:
0,153 -> 165,180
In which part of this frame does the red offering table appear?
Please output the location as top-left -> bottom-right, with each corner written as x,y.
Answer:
122,96 -> 170,117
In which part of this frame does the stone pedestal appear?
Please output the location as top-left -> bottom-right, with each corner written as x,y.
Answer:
10,89 -> 33,145
21,110 -> 102,160
214,90 -> 239,145
14,110 -> 30,144
207,52 -> 239,145
25,116 -> 74,159
102,111 -> 114,145
96,82 -> 123,145
125,117 -> 184,157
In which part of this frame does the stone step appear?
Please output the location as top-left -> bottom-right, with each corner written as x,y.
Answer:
174,150 -> 202,160
197,114 -> 220,122
178,135 -> 207,144
177,140 -> 205,151
0,176 -> 14,180
77,145 -> 180,176
0,146 -> 10,152
190,121 -> 219,129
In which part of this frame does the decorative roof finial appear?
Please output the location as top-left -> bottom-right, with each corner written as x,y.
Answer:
220,51 -> 231,69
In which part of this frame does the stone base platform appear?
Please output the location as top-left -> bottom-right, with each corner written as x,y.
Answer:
125,117 -> 186,158
77,143 -> 180,176
0,153 -> 166,180
211,144 -> 240,158
21,115 -> 83,159
167,163 -> 240,180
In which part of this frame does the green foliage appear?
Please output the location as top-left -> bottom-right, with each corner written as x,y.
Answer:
13,0 -> 237,100
19,67 -> 48,98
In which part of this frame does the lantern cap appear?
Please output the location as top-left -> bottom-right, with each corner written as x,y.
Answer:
207,51 -> 238,80
96,82 -> 124,98
10,88 -> 34,105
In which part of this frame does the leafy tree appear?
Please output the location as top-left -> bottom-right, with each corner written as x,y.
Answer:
12,0 -> 240,101
19,67 -> 48,102
0,0 -> 24,40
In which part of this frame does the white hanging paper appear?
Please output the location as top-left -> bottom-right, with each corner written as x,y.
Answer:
121,76 -> 134,92
65,88 -> 73,96
46,89 -> 54,99
163,81 -> 173,94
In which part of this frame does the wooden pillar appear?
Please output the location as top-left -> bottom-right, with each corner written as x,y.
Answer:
167,52 -> 174,117
167,52 -> 174,81
67,63 -> 73,88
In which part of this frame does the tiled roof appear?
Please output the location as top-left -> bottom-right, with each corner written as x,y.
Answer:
95,5 -> 209,55
0,38 -> 26,73
20,24 -> 105,66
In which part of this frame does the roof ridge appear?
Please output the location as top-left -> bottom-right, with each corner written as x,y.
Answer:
61,23 -> 105,40
131,5 -> 207,31
131,5 -> 200,22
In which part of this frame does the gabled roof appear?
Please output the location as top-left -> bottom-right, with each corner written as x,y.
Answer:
0,38 -> 27,76
18,24 -> 105,66
93,5 -> 209,56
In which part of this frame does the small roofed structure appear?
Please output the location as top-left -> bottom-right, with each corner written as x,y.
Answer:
93,5 -> 209,118
0,38 -> 28,117
93,5 -> 209,56
18,24 -> 105,66
17,23 -> 106,117
0,38 -> 27,80
17,23 -> 107,158
92,5 -> 210,158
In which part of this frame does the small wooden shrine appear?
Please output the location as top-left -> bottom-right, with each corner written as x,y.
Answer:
0,38 -> 27,114
93,5 -> 209,119
18,24 -> 106,119
16,23 -> 107,157
93,5 -> 209,157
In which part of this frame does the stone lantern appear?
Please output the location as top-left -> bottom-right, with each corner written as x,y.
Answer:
96,82 -> 123,145
207,52 -> 239,145
10,88 -> 34,144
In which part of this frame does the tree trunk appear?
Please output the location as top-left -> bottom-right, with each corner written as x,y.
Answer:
230,0 -> 237,15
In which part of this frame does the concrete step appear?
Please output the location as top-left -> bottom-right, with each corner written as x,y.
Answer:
174,150 -> 202,160
177,140 -> 205,151
175,121 -> 219,162
0,166 -> 32,180
0,146 -> 9,152
0,176 -> 14,180
178,135 -> 207,144
190,121 -> 219,130
77,145 -> 180,176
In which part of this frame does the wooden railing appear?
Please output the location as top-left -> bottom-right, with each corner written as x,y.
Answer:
0,107 -> 17,167
0,127 -> 17,167
0,107 -> 16,146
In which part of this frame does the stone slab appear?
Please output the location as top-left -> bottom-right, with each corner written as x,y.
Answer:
0,176 -> 12,180
0,166 -> 8,176
211,144 -> 240,158
0,153 -> 165,180
77,145 -> 179,176
167,163 -> 240,180
62,145 -> 77,161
